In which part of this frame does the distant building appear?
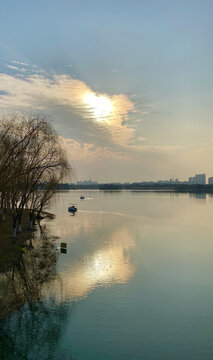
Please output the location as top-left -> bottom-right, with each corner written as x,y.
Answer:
189,174 -> 206,185
189,177 -> 194,184
76,178 -> 98,185
157,177 -> 179,184
208,177 -> 213,184
194,174 -> 206,185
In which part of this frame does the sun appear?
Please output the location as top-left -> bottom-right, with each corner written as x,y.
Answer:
84,93 -> 113,122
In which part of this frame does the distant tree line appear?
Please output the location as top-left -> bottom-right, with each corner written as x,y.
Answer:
68,183 -> 213,192
0,114 -> 70,237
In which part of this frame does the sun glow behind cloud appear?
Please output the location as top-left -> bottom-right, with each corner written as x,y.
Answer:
0,65 -> 135,146
0,62 -> 184,176
83,93 -> 113,122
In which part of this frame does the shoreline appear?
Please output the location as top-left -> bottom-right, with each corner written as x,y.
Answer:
56,184 -> 213,193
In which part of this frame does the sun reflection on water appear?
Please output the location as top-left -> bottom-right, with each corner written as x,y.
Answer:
43,221 -> 135,302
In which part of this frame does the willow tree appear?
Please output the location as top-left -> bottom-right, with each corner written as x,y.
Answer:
0,114 -> 70,237
0,119 -> 16,221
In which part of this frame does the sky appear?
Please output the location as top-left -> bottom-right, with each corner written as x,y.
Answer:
1,0 -> 213,182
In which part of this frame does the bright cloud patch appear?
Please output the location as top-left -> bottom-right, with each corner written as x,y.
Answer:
0,66 -> 135,146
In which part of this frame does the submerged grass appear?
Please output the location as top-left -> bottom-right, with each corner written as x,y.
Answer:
0,210 -> 33,269
0,210 -> 55,269
0,211 -> 57,320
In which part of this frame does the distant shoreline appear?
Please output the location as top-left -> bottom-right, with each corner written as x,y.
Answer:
57,183 -> 213,193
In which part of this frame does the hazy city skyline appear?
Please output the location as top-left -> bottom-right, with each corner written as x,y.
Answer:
76,172 -> 213,185
1,1 -> 213,181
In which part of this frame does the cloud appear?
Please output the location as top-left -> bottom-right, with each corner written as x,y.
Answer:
126,143 -> 184,154
0,65 -> 135,146
11,60 -> 29,66
61,137 -> 130,162
45,216 -> 135,301
6,65 -> 20,71
6,64 -> 27,72
136,136 -> 147,141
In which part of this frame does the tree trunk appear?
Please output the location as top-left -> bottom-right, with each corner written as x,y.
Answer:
17,215 -> 22,233
0,209 -> 5,221
0,196 -> 5,221
12,216 -> 17,238
38,219 -> 44,237
29,237 -> 33,248
28,212 -> 33,230
12,228 -> 16,238
33,214 -> 36,226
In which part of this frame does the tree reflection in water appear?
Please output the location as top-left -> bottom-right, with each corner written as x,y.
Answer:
0,226 -> 57,319
0,225 -> 75,359
0,300 -> 74,360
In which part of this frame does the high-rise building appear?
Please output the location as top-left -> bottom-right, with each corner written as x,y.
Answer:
208,177 -> 213,184
193,174 -> 206,185
188,174 -> 206,185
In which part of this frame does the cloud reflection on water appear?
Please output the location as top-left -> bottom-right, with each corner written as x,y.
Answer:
44,214 -> 135,302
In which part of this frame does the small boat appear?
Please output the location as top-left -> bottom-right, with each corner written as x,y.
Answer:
80,195 -> 85,199
68,205 -> 78,213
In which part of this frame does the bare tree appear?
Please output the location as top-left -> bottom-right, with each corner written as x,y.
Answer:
0,114 -> 70,237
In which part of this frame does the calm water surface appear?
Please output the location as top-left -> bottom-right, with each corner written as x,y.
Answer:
1,191 -> 213,359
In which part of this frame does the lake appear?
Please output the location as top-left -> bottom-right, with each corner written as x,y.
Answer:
1,190 -> 213,359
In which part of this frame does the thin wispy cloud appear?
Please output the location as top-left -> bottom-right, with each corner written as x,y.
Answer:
11,60 -> 29,66
61,138 -> 130,162
6,64 -> 27,72
6,65 -> 20,71
127,144 -> 184,154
